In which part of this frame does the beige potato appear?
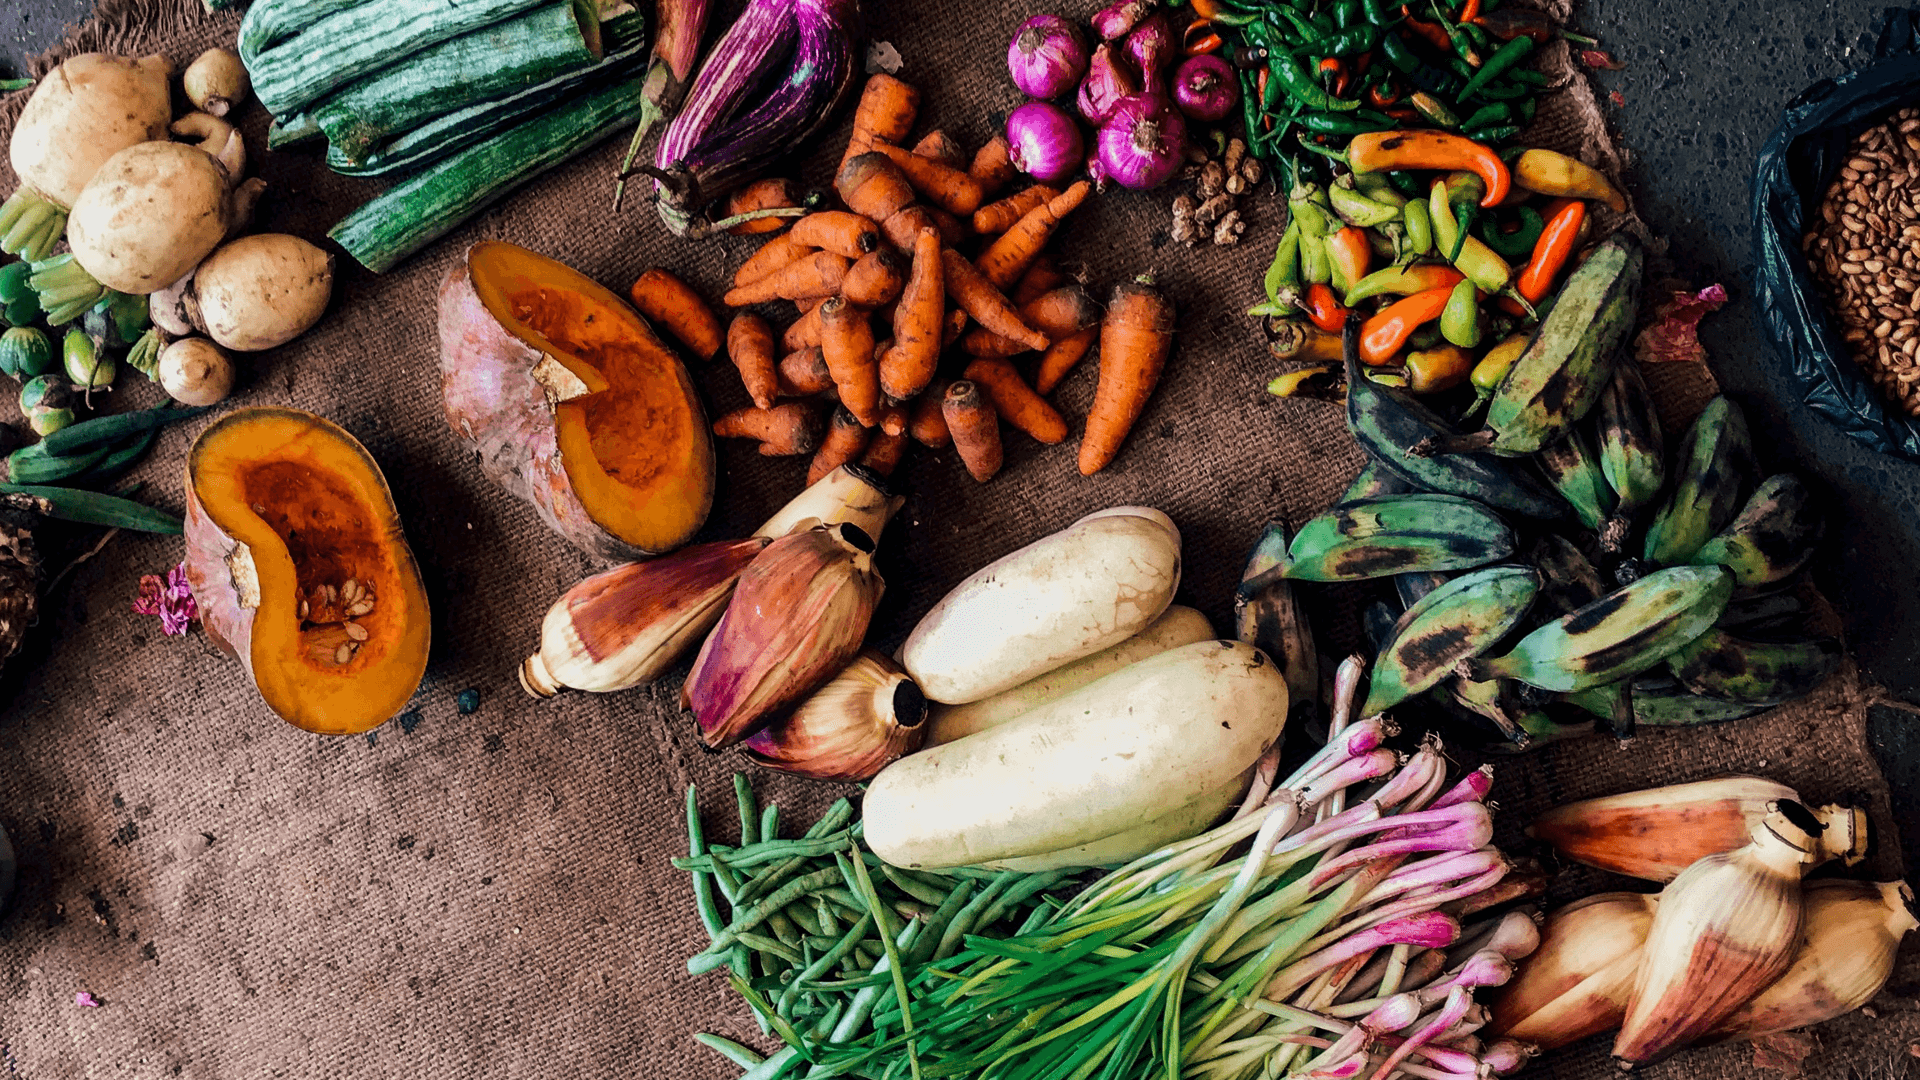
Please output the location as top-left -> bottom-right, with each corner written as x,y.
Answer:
190,234 -> 335,351
158,337 -> 235,406
9,53 -> 172,208
67,142 -> 236,294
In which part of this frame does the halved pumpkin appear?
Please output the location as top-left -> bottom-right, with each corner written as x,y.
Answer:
184,408 -> 431,736
437,241 -> 715,561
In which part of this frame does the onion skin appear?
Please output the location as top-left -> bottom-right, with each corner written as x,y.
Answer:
1077,43 -> 1139,126
1171,54 -> 1238,123
1095,93 -> 1187,190
1006,101 -> 1085,185
1122,10 -> 1176,85
1007,15 -> 1088,100
1089,0 -> 1153,42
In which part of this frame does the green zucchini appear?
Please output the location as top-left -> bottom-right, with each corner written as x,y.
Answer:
7,441 -> 110,485
314,0 -> 602,166
330,73 -> 649,273
239,0 -> 379,62
40,405 -> 206,457
248,0 -> 549,116
0,483 -> 182,534
326,13 -> 649,178
268,114 -> 324,149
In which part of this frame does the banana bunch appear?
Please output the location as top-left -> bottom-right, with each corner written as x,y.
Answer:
1250,231 -> 1839,751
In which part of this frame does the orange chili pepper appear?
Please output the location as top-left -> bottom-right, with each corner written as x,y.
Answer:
1347,130 -> 1511,206
1325,226 -> 1373,288
1315,57 -> 1353,98
1301,283 -> 1350,334
1257,68 -> 1272,131
1515,198 -> 1587,302
1458,0 -> 1482,25
1403,343 -> 1475,392
1190,0 -> 1224,18
1367,81 -> 1403,107
1360,285 -> 1455,365
1399,12 -> 1454,53
1183,18 -> 1224,55
1385,106 -> 1420,122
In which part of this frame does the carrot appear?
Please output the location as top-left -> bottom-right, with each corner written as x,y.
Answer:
1079,275 -> 1175,475
960,285 -> 1099,357
942,306 -> 969,348
777,346 -> 834,396
1034,327 -> 1098,395
876,401 -> 908,437
819,297 -> 880,426
964,357 -> 1068,444
735,233 -> 816,289
727,313 -> 780,409
842,248 -> 909,308
943,380 -> 1003,482
809,406 -> 872,483
875,143 -> 986,216
923,205 -> 971,243
881,227 -> 943,401
969,135 -> 1019,198
859,428 -> 908,476
713,402 -> 824,456
784,305 -> 824,351
1011,254 -> 1065,306
941,248 -> 1048,352
628,269 -> 723,360
726,178 -> 801,236
840,74 -> 920,171
908,385 -> 952,448
838,152 -> 919,224
723,251 -> 851,306
974,181 -> 1091,290
881,204 -> 963,251
795,296 -> 824,314
973,185 -> 1057,235
788,211 -> 882,258
913,129 -> 966,168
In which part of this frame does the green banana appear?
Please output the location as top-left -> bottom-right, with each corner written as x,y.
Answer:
1395,571 -> 1451,610
1437,675 -> 1547,749
1530,533 -> 1607,615
1365,565 -> 1540,715
1718,590 -> 1807,633
1343,348 -> 1565,520
1281,495 -> 1517,582
1666,627 -> 1841,706
1466,565 -> 1734,692
1534,428 -> 1616,531
1687,473 -> 1823,587
1593,360 -> 1664,551
1634,683 -> 1770,726
1340,461 -> 1419,504
1558,678 -> 1637,740
1236,521 -> 1320,729
1643,395 -> 1755,566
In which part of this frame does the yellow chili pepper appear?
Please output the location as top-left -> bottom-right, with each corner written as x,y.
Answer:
1403,343 -> 1474,393
1512,149 -> 1628,213
1429,179 -> 1512,294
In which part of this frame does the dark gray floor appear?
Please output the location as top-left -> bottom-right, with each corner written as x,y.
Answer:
0,0 -> 90,78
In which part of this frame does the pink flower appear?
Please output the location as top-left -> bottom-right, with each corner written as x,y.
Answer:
74,991 -> 101,1008
133,562 -> 198,636
1634,282 -> 1728,364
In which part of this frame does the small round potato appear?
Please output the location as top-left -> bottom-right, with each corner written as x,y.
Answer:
191,234 -> 334,351
158,337 -> 235,406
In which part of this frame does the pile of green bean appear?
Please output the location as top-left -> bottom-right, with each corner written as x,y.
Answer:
678,776 -> 1073,1079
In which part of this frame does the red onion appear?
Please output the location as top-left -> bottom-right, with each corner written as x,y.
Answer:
1094,92 -> 1186,190
1090,0 -> 1154,42
1076,43 -> 1139,125
1007,14 -> 1089,100
1123,10 -> 1176,86
1171,53 -> 1238,122
1006,101 -> 1084,184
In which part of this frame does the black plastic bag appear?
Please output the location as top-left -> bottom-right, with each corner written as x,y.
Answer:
1753,7 -> 1920,460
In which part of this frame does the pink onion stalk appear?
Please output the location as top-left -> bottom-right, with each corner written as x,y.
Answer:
1418,951 -> 1515,1004
1267,912 -> 1462,1001
1368,987 -> 1476,1080
1298,748 -> 1402,806
1357,991 -> 1427,1034
1479,1039 -> 1536,1074
1358,848 -> 1509,908
1429,764 -> 1494,809
1286,714 -> 1397,791
1233,743 -> 1284,821
1366,739 -> 1445,809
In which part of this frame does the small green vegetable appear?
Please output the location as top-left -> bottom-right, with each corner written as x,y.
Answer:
40,404 -> 207,457
1263,221 -> 1303,306
63,327 -> 114,390
0,261 -> 31,304
0,483 -> 183,533
0,326 -> 52,378
7,440 -> 109,485
1403,199 -> 1434,256
1441,278 -> 1483,348
126,328 -> 163,379
28,255 -> 106,326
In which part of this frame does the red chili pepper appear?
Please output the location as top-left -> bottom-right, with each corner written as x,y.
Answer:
1301,283 -> 1351,334
1184,18 -> 1224,55
1385,106 -> 1420,122
1257,68 -> 1273,130
1399,11 -> 1455,53
1516,198 -> 1587,302
1458,0 -> 1482,25
1318,57 -> 1351,97
1353,51 -> 1373,76
1367,81 -> 1402,107
1325,226 -> 1373,288
1360,285 -> 1455,365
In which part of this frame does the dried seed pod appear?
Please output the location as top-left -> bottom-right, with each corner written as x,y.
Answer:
1487,892 -> 1655,1051
742,651 -> 928,780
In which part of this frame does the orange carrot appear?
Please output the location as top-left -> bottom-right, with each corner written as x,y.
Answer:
1035,327 -> 1098,395
942,306 -> 969,348
859,427 -> 908,476
728,313 -> 780,409
881,227 -> 943,401
723,251 -> 851,306
838,152 -> 919,224
795,296 -> 824,314
876,401 -> 908,437
974,181 -> 1091,290
840,74 -> 920,171
969,135 -> 1019,198
784,305 -> 824,351
875,143 -> 986,216
943,381 -> 1003,481
809,406 -> 872,483
777,346 -> 834,396
629,269 -> 724,360
924,205 -> 971,243
1079,275 -> 1175,475
1011,254 -> 1065,306
882,204 -> 963,251
909,385 -> 952,448
973,185 -> 1057,234
913,129 -> 967,168
713,402 -> 824,456
788,211 -> 882,258
961,285 -> 1099,357
941,248 -> 1048,351
819,297 -> 880,426
842,248 -> 909,308
726,178 -> 802,235
735,233 -> 816,289
964,357 -> 1068,444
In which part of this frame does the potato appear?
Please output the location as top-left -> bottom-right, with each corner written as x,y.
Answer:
864,640 -> 1287,868
67,142 -> 236,294
190,235 -> 335,351
979,766 -> 1251,872
158,337 -> 235,406
926,604 -> 1214,745
901,506 -> 1181,704
9,53 -> 172,208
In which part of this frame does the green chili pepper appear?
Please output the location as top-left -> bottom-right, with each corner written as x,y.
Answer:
1379,30 -> 1420,72
1353,169 -> 1408,207
1462,102 -> 1513,130
1329,178 -> 1402,226
1438,53 -> 1476,80
1294,109 -> 1396,133
1457,36 -> 1534,101
1334,0 -> 1361,29
1518,95 -> 1536,121
1269,6 -> 1321,41
1461,21 -> 1491,47
1387,170 -> 1426,197
1441,278 -> 1482,348
1508,68 -> 1550,85
1463,123 -> 1522,143
1362,0 -> 1397,26
1264,221 -> 1303,305
1403,199 -> 1434,255
1476,206 -> 1543,259
1289,183 -> 1336,236
1300,232 -> 1332,284
1293,24 -> 1380,57
1474,80 -> 1532,100
1409,91 -> 1460,127
1271,54 -> 1360,111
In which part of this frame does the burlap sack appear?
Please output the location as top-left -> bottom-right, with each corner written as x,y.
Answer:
0,2 -> 1909,1077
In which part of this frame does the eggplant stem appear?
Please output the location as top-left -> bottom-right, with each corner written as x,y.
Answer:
703,205 -> 808,233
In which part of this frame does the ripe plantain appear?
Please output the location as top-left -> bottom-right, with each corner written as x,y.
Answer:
1365,565 -> 1541,715
1687,473 -> 1823,587
1340,461 -> 1420,504
1236,521 -> 1320,729
1535,427 -> 1616,531
1666,627 -> 1842,706
1594,361 -> 1665,551
1281,494 -> 1516,582
1643,395 -> 1755,566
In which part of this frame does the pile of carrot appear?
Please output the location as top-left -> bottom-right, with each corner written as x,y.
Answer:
632,72 -> 1178,485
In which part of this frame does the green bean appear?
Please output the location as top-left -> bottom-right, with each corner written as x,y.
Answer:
688,785 -> 752,979
691,867 -> 845,972
815,895 -> 839,938
786,903 -> 825,938
801,971 -> 896,992
936,873 -> 1017,960
1456,36 -> 1533,102
843,857 -> 920,1078
734,774 -> 760,847
674,830 -> 862,872
878,863 -> 948,907
713,860 -> 747,905
907,880 -> 977,967
977,869 -> 1074,929
761,804 -> 781,843
738,932 -> 805,965
740,1045 -> 803,1080
695,1033 -> 766,1067
767,909 -> 804,949
736,801 -> 855,904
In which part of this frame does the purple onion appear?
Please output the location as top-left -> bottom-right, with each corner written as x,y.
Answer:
1171,53 -> 1239,122
1090,0 -> 1154,42
1007,14 -> 1089,99
1123,9 -> 1177,85
1076,42 -> 1139,125
1005,101 -> 1084,184
1094,92 -> 1187,190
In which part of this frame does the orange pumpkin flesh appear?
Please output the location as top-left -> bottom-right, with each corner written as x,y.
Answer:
448,241 -> 714,558
184,408 -> 430,736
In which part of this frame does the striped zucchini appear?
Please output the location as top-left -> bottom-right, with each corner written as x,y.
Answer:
268,113 -> 323,150
238,0 -> 366,62
330,74 -> 649,273
246,0 -> 548,116
314,0 -> 603,165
